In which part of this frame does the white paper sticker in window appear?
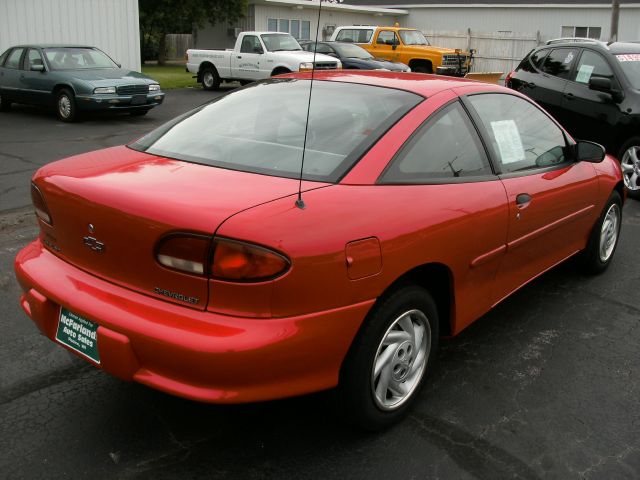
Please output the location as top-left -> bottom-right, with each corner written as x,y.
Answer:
491,120 -> 525,165
564,51 -> 574,64
575,64 -> 594,83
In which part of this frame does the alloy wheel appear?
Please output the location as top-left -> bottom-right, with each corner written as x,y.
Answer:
599,203 -> 620,262
371,309 -> 431,411
621,146 -> 640,191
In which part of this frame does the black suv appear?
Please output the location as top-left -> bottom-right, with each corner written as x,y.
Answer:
507,39 -> 640,197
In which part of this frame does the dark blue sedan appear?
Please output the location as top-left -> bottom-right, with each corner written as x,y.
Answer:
300,41 -> 410,72
0,45 -> 165,122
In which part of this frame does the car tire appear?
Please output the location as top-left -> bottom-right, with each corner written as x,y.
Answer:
337,284 -> 439,431
618,137 -> 640,200
411,63 -> 432,74
0,94 -> 12,111
56,88 -> 78,122
580,191 -> 622,274
239,80 -> 252,86
201,67 -> 220,91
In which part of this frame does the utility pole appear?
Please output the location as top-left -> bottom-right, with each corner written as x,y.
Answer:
609,0 -> 620,42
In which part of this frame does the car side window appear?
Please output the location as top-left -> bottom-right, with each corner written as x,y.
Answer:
336,29 -> 373,43
573,50 -> 616,86
467,94 -> 568,174
240,36 -> 261,54
26,49 -> 44,70
0,49 -> 10,66
377,31 -> 399,46
540,48 -> 578,79
380,102 -> 493,183
315,43 -> 334,55
5,48 -> 25,69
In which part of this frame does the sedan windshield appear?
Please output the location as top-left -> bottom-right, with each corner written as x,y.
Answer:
399,30 -> 430,46
129,80 -> 422,182
261,34 -> 302,52
615,54 -> 640,89
333,43 -> 373,60
44,48 -> 118,70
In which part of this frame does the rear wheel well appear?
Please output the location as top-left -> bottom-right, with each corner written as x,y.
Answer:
614,181 -> 625,204
198,62 -> 218,81
379,263 -> 453,337
271,67 -> 291,76
408,59 -> 433,74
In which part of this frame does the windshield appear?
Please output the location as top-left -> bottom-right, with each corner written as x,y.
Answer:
129,79 -> 422,182
333,43 -> 373,59
399,30 -> 430,46
615,53 -> 640,89
44,47 -> 118,70
261,34 -> 302,52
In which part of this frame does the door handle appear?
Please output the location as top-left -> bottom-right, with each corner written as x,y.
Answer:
527,82 -> 536,88
516,193 -> 532,209
563,92 -> 575,100
237,55 -> 242,59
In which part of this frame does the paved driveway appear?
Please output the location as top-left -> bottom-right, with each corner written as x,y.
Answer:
0,88 -> 638,479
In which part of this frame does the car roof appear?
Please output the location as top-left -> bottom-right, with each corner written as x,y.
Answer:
9,44 -> 96,49
540,40 -> 640,54
280,70 -> 498,97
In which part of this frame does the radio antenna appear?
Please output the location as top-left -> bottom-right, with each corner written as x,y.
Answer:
295,0 -> 342,209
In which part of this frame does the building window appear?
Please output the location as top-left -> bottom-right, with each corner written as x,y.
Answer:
279,19 -> 289,33
291,20 -> 300,39
561,26 -> 601,40
268,18 -> 277,32
301,21 -> 311,40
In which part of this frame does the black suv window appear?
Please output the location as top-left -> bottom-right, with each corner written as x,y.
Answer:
380,102 -> 493,183
520,48 -> 549,73
573,50 -> 616,86
541,48 -> 578,79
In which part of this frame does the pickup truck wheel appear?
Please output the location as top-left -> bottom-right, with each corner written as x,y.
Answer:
201,67 -> 220,91
411,63 -> 432,74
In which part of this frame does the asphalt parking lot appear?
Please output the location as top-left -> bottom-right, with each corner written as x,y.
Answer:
1,88 -> 639,479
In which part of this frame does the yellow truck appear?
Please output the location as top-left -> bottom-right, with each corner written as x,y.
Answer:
330,25 -> 473,76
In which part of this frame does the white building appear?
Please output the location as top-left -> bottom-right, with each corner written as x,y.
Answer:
0,0 -> 141,71
194,0 -> 407,49
346,0 -> 640,42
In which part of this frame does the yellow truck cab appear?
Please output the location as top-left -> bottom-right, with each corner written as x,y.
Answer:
329,25 -> 472,76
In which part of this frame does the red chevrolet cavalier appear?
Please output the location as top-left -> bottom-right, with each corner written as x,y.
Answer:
15,72 -> 624,429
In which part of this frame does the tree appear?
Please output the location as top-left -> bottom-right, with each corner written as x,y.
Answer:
139,0 -> 247,65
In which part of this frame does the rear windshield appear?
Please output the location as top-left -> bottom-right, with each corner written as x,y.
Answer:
129,79 -> 422,182
615,53 -> 640,89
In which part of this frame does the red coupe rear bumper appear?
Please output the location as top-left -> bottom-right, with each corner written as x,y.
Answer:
14,239 -> 372,403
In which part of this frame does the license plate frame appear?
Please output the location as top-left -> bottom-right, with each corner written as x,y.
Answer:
131,94 -> 147,105
55,308 -> 100,363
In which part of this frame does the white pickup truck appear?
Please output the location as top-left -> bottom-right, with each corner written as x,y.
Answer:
186,32 -> 342,90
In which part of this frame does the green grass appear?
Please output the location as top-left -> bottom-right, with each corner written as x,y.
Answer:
141,64 -> 197,90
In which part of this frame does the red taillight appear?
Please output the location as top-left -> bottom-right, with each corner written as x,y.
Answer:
156,233 -> 211,275
212,238 -> 290,282
505,71 -> 514,87
31,183 -> 52,225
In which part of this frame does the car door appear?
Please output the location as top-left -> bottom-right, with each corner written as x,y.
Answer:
560,48 -> 623,152
464,92 -> 600,304
0,47 -> 26,102
19,48 -> 51,106
371,30 -> 400,62
530,47 -> 579,123
232,35 -> 264,81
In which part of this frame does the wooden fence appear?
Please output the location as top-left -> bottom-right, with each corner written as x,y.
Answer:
423,29 -> 545,76
165,34 -> 194,60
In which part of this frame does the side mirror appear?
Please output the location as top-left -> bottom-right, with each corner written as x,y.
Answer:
253,46 -> 264,54
30,64 -> 45,72
589,77 -> 612,93
575,140 -> 606,163
392,43 -> 398,51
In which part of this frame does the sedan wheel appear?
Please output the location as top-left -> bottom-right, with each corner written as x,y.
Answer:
598,203 -> 620,263
580,191 -> 622,274
338,285 -> 438,430
56,89 -> 77,122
